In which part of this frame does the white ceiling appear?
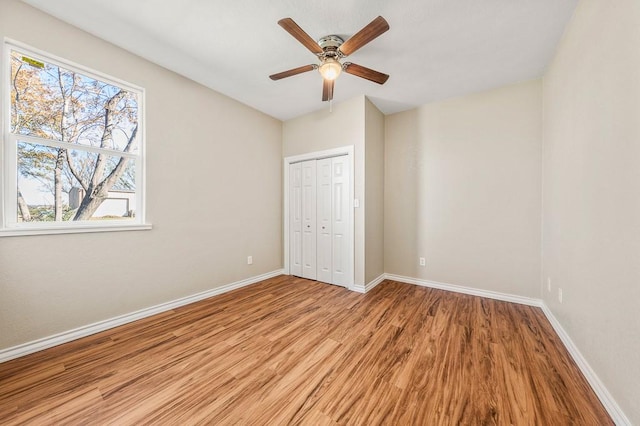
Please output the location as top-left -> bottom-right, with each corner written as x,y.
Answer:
22,0 -> 578,121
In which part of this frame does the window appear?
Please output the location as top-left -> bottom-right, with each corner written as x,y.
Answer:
2,41 -> 148,235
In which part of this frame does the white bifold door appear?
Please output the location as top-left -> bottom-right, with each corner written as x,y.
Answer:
289,155 -> 351,287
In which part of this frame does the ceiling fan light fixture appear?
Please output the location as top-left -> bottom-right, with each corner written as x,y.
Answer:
271,17 -> 389,102
319,58 -> 342,81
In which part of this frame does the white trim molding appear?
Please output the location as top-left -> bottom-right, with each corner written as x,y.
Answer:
0,269 -> 284,363
0,223 -> 152,238
353,273 -> 386,294
384,273 -> 542,307
352,284 -> 366,293
540,303 -> 631,426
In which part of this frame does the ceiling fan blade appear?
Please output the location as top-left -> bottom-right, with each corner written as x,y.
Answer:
278,18 -> 324,55
343,62 -> 389,84
269,64 -> 316,80
338,16 -> 389,57
322,79 -> 334,102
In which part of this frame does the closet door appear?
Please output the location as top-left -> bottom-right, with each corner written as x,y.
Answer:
288,155 -> 351,287
331,155 -> 350,287
289,162 -> 302,277
316,158 -> 333,283
301,160 -> 317,280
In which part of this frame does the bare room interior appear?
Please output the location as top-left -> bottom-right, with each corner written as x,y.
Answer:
0,0 -> 638,424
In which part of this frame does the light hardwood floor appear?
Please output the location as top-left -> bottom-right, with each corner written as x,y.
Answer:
0,276 -> 611,425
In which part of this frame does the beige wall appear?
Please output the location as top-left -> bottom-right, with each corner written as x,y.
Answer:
283,96 -> 366,286
543,0 -> 640,422
385,80 -> 542,297
364,99 -> 385,284
0,0 -> 282,350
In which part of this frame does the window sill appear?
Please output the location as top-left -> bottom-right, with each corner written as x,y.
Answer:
0,223 -> 153,237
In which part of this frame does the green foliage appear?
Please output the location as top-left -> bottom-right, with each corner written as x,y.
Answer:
25,205 -> 76,222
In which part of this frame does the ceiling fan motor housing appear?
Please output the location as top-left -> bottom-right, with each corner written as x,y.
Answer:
318,35 -> 344,57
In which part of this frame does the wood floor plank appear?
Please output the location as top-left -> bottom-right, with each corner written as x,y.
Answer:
0,276 -> 612,425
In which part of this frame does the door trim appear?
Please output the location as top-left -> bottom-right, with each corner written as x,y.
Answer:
283,146 -> 355,290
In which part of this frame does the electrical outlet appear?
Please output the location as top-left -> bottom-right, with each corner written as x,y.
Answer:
547,277 -> 551,292
558,288 -> 563,304
247,256 -> 253,265
419,257 -> 426,267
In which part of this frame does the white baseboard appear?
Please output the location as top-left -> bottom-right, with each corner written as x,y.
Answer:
0,269 -> 284,364
353,273 -> 386,294
384,273 -> 542,307
366,274 -> 386,292
352,284 -> 366,293
540,303 -> 631,426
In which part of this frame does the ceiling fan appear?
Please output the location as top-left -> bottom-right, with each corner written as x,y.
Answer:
269,16 -> 390,102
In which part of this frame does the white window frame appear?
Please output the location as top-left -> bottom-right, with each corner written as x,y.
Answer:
1,39 -> 150,237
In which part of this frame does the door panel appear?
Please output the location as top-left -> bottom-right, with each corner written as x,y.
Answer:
332,156 -> 350,287
316,158 -> 332,283
289,163 -> 302,277
301,160 -> 317,280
